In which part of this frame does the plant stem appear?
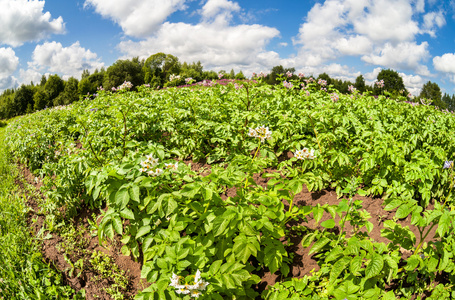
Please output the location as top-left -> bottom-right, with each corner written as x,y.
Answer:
244,142 -> 261,189
337,197 -> 353,244
308,114 -> 322,154
80,122 -> 103,165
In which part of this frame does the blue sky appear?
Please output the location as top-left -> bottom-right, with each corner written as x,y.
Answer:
2,0 -> 455,95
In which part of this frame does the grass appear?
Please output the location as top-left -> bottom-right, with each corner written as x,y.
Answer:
0,127 -> 82,300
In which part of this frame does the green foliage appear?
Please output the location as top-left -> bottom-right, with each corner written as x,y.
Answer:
355,75 -> 366,93
55,77 -> 80,105
6,77 -> 455,299
33,88 -> 50,111
44,74 -> 65,103
143,53 -> 181,88
420,81 -> 445,109
376,68 -> 406,95
0,128 -> 79,299
104,57 -> 145,91
90,251 -> 129,299
13,84 -> 35,116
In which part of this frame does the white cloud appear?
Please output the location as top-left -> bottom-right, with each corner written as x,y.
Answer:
364,67 -> 383,83
0,47 -> 19,90
433,53 -> 455,73
0,0 -> 64,47
361,42 -> 430,74
336,35 -> 373,56
293,0 -> 438,76
353,0 -> 419,43
28,41 -> 104,79
0,48 -> 19,77
84,0 -> 186,38
118,20 -> 280,73
0,76 -> 18,91
400,72 -> 424,95
200,0 -> 240,25
412,0 -> 425,13
421,11 -> 446,37
19,68 -> 43,86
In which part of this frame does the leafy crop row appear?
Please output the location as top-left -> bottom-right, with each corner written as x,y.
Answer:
5,78 -> 455,299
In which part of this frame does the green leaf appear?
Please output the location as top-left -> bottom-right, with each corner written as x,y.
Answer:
350,256 -> 363,276
234,240 -> 258,263
309,237 -> 330,255
329,256 -> 350,282
395,204 -> 410,219
321,219 -> 335,229
313,205 -> 324,224
112,216 -> 123,235
104,222 -> 114,240
383,198 -> 402,211
365,254 -> 384,279
437,210 -> 451,237
202,186 -> 213,200
404,254 -> 420,271
136,225 -> 151,239
120,208 -> 135,220
209,260 -> 223,275
365,221 -> 374,233
93,186 -> 101,201
129,185 -> 140,203
115,188 -> 130,209
166,197 -> 178,216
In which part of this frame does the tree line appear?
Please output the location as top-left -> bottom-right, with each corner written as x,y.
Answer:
0,52 -> 453,120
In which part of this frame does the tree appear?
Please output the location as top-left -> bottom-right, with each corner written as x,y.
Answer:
355,75 -> 366,93
266,65 -> 295,84
442,93 -> 455,111
78,77 -> 92,96
318,73 -> 332,85
235,71 -> 246,80
54,77 -> 79,105
229,69 -> 235,79
33,89 -> 49,111
376,69 -> 406,95
39,75 -> 47,87
81,69 -> 90,79
181,61 -> 203,82
103,57 -> 144,90
419,81 -> 442,106
13,85 -> 34,116
44,74 -> 64,104
142,53 -> 181,88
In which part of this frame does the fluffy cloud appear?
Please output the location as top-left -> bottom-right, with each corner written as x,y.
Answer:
421,11 -> 445,37
0,48 -> 19,77
28,41 -> 104,79
361,42 -> 430,74
0,0 -> 64,47
84,0 -> 186,38
19,68 -> 44,86
293,0 -> 440,75
118,20 -> 280,73
400,72 -> 424,95
201,0 -> 240,24
433,53 -> 455,74
335,36 -> 373,56
352,0 -> 419,43
0,47 -> 19,90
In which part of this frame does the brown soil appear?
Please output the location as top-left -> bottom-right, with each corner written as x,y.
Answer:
16,164 -> 145,300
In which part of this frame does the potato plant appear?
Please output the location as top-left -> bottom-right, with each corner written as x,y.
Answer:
5,77 -> 455,299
